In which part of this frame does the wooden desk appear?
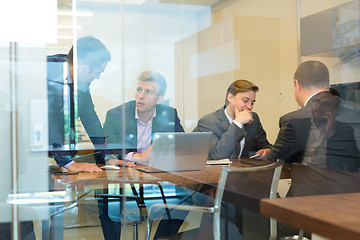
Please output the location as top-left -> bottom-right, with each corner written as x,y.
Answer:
51,159 -> 273,190
51,163 -> 223,191
261,192 -> 360,240
51,159 -> 290,212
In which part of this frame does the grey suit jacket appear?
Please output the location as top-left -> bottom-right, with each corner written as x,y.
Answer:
193,106 -> 272,160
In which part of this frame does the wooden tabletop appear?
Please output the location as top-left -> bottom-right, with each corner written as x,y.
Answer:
50,159 -> 279,189
50,162 -> 225,190
51,159 -> 291,212
261,192 -> 360,240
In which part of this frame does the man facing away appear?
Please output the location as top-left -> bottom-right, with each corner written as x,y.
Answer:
193,79 -> 272,160
267,60 -> 360,172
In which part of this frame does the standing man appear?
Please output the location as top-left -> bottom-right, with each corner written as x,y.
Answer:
50,36 -> 111,172
103,70 -> 184,164
193,79 -> 271,160
267,60 -> 360,172
68,36 -> 111,141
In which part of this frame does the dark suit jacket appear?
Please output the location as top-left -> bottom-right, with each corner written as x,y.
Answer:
267,91 -> 360,172
103,100 -> 184,149
78,87 -> 105,138
193,106 -> 272,160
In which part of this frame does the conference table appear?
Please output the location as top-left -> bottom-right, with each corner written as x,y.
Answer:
49,159 -> 290,240
51,159 -> 291,211
261,192 -> 360,240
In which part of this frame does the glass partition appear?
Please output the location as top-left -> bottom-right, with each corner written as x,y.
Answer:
4,0 -> 360,239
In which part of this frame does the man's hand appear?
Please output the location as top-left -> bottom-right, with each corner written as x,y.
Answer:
255,148 -> 271,160
66,162 -> 102,173
107,158 -> 136,167
133,145 -> 152,163
234,106 -> 253,125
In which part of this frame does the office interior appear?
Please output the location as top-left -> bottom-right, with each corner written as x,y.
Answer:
1,0 -> 360,239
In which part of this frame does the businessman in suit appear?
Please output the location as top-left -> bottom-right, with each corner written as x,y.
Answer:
189,79 -> 271,239
193,79 -> 272,160
103,70 -> 184,164
267,60 -> 360,172
49,36 -> 112,172
100,71 -> 184,240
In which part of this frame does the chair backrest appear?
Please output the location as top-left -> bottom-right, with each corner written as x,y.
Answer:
212,159 -> 283,240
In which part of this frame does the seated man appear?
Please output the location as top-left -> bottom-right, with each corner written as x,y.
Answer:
194,79 -> 272,160
100,71 -> 185,240
267,60 -> 360,238
190,79 -> 271,239
103,70 -> 184,164
267,60 -> 360,172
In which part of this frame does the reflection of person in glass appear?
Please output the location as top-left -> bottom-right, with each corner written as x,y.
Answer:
103,71 -> 184,165
53,36 -> 111,172
193,79 -> 272,160
268,60 -> 360,172
311,94 -> 339,137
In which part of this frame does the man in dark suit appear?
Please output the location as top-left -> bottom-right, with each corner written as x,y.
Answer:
103,70 -> 184,164
267,60 -> 360,172
99,71 -> 184,240
49,36 -> 111,172
193,79 -> 271,160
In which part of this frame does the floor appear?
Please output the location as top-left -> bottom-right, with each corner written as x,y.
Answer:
34,195 -> 196,240
32,190 -> 244,240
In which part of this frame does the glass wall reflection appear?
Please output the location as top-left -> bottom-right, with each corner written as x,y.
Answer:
2,0 -> 360,239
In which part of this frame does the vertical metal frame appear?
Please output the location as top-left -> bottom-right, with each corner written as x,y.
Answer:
10,41 -> 19,240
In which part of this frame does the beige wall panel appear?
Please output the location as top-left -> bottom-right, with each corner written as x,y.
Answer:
178,12 -> 298,142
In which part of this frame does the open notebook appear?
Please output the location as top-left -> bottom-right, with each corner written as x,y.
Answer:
137,132 -> 212,173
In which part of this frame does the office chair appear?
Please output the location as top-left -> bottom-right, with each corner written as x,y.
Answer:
95,180 -> 176,240
145,159 -> 283,240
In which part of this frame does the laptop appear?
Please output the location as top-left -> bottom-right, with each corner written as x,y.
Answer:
137,132 -> 212,173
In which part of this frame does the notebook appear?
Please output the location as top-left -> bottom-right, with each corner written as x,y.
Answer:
206,159 -> 231,166
137,132 -> 212,173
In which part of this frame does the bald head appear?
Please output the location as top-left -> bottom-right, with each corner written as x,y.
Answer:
294,61 -> 329,90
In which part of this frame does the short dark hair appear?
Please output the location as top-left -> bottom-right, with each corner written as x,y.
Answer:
294,61 -> 329,90
67,36 -> 111,70
329,87 -> 341,97
138,71 -> 167,96
225,79 -> 259,105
